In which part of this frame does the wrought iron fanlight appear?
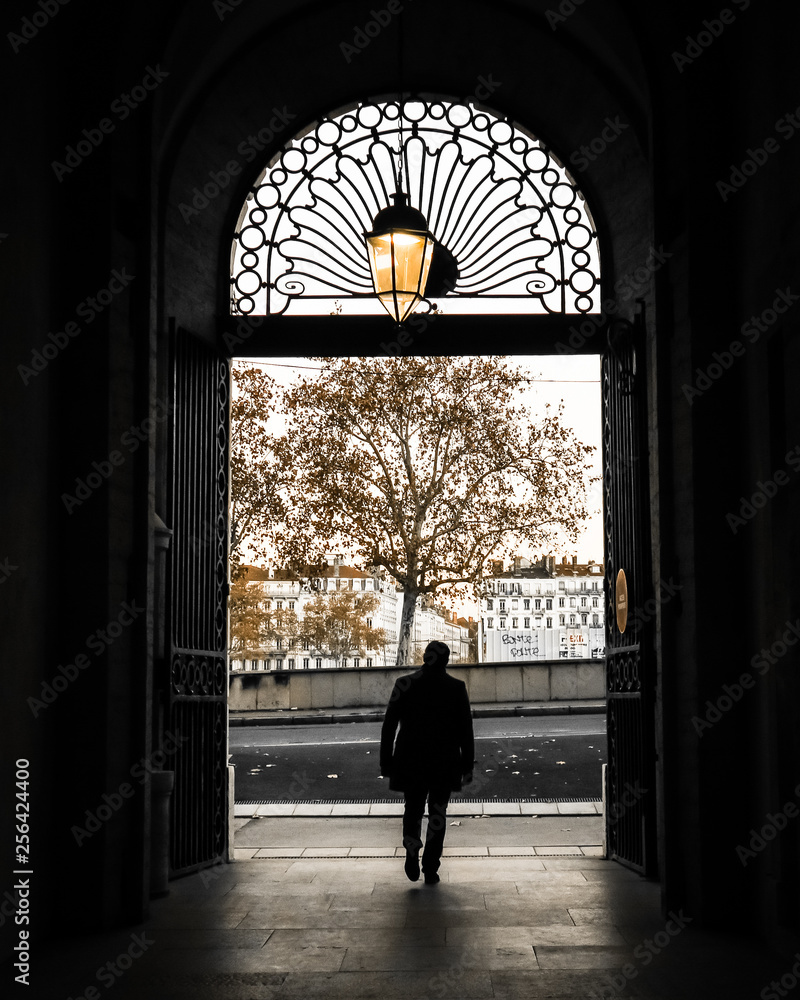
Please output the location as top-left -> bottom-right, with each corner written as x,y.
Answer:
364,192 -> 434,324
230,98 -> 601,318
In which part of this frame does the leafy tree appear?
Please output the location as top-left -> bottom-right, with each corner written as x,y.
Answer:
274,356 -> 596,665
228,573 -> 301,658
301,589 -> 387,666
230,364 -> 286,581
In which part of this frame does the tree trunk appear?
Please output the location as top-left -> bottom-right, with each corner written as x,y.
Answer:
396,590 -> 417,665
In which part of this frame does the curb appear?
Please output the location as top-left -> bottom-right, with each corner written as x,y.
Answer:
229,702 -> 606,727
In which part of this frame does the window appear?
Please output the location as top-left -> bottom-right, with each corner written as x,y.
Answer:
499,619 -> 506,629
569,614 -> 576,625
276,600 -> 283,609
303,658 -> 310,669
487,618 -> 494,629
524,617 -> 530,628
511,599 -> 518,610
367,657 -> 373,666
546,617 -> 552,628
593,614 -> 599,625
512,618 -> 518,628
559,598 -> 565,608
535,598 -> 541,610
367,618 -> 373,628
581,615 -> 587,625
592,598 -> 599,607
302,639 -> 310,650
546,599 -> 552,610
592,581 -> 599,591
276,637 -> 283,649
276,658 -> 284,670
570,598 -> 576,607
315,658 -> 322,668
524,599 -> 530,610
500,583 -> 506,594
581,597 -> 587,607
354,657 -> 360,667
288,600 -> 295,610
288,658 -> 295,669
341,658 -> 346,668
558,581 -> 565,591
499,600 -> 506,612
559,615 -> 565,625
487,599 -> 494,610
361,578 -> 366,589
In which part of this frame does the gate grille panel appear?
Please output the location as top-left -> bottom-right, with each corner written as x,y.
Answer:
602,318 -> 656,875
167,328 -> 230,876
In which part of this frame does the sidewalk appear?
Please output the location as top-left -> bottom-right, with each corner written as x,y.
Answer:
229,698 -> 605,727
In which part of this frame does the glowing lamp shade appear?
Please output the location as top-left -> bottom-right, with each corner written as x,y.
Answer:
365,193 -> 434,324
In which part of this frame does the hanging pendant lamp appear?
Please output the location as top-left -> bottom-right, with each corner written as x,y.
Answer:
364,191 -> 435,325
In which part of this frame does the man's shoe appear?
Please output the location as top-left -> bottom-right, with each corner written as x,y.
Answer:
423,872 -> 440,885
404,851 -> 420,882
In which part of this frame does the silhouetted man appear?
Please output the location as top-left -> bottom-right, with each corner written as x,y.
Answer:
380,640 -> 475,884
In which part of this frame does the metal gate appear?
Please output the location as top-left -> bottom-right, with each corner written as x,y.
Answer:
166,326 -> 230,876
602,316 -> 657,875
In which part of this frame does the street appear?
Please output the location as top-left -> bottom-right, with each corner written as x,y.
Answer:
230,714 -> 606,801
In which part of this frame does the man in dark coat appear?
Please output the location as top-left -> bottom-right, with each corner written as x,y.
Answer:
380,640 -> 475,884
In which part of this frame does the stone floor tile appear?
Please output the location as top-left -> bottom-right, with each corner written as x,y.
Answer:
442,845 -> 488,855
234,848 -> 258,859
347,847 -> 395,856
582,845 -> 606,856
533,944 -> 635,969
521,802 -> 560,814
488,846 -> 538,855
558,802 -> 599,814
150,927 -> 275,949
490,969 -> 658,998
534,845 -> 585,855
293,804 -> 334,816
275,969 -> 495,998
254,847 -> 305,858
330,803 -> 372,816
254,803 -> 296,816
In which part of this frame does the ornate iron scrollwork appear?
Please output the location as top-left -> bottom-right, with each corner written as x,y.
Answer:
231,98 -> 600,317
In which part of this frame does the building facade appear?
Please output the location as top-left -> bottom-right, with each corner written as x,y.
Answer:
480,556 -> 605,662
231,556 -> 400,669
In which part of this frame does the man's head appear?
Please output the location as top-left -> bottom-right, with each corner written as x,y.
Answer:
422,641 -> 450,670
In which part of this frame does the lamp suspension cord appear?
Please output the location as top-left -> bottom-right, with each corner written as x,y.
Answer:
397,8 -> 404,197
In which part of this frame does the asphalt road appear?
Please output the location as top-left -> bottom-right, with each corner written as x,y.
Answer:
230,714 -> 606,801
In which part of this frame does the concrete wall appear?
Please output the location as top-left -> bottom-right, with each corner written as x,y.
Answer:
228,659 -> 605,711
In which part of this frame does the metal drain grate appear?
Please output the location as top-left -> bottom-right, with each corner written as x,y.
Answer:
238,796 -> 600,805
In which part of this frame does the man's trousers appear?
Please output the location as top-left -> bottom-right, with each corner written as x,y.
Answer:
402,783 -> 452,874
